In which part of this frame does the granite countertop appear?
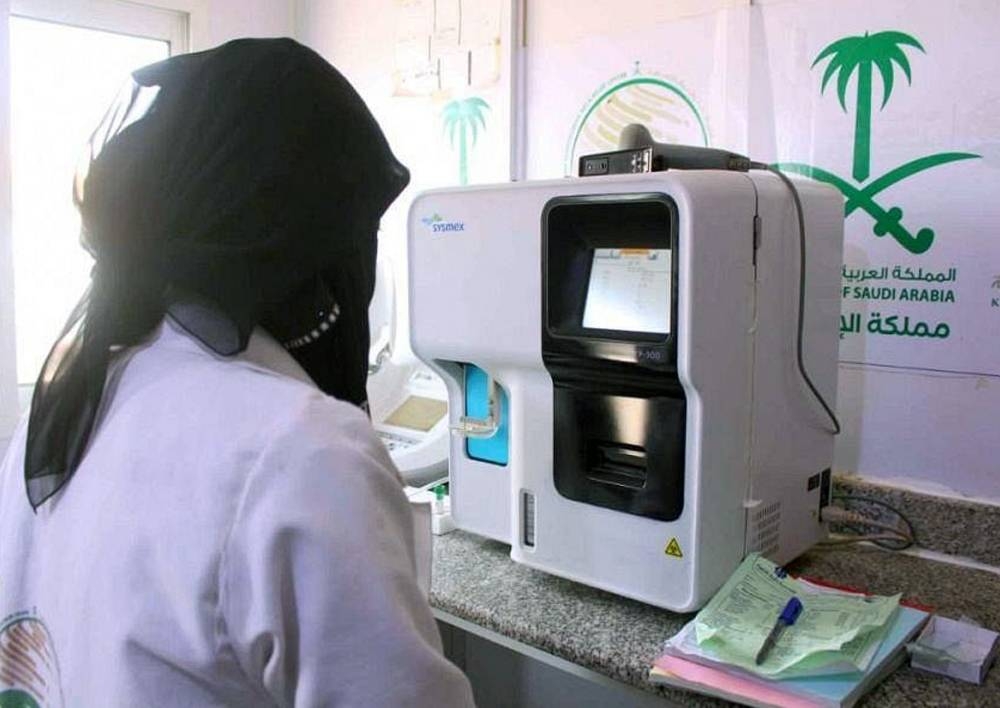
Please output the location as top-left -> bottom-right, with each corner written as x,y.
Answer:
431,531 -> 1000,707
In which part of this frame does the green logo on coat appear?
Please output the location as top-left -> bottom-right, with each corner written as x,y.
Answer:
0,690 -> 42,708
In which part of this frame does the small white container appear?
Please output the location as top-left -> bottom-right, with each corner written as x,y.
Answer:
909,615 -> 1000,685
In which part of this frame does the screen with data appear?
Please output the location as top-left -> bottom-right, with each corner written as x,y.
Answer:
582,248 -> 671,334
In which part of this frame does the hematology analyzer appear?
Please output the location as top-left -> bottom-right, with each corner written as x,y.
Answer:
408,168 -> 844,611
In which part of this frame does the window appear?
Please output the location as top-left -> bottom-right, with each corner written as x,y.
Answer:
4,1 -> 188,421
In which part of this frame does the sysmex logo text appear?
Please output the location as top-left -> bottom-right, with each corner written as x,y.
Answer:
421,213 -> 465,233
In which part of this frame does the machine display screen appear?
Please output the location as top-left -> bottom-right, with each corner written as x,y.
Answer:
582,248 -> 671,334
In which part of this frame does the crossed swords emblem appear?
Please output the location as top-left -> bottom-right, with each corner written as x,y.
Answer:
777,154 -> 977,255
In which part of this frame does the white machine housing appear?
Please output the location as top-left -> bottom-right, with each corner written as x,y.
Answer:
408,171 -> 843,611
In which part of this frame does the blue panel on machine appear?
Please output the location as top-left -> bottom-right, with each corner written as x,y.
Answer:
464,365 -> 509,465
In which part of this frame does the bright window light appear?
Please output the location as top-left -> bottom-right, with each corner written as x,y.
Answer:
10,17 -> 169,385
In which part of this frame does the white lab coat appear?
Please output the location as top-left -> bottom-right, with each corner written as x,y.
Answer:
0,318 -> 475,707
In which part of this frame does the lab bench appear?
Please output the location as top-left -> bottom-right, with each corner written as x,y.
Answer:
431,531 -> 1000,707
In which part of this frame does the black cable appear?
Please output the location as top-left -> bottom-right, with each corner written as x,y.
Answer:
594,133 -> 841,435
750,162 -> 841,435
833,494 -> 916,551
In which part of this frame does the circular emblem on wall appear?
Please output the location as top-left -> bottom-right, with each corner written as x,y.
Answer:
565,69 -> 709,176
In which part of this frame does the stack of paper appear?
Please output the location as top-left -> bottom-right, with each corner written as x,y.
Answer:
650,554 -> 930,708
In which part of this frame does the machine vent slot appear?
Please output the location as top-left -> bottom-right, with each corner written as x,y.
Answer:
587,443 -> 648,490
748,501 -> 781,558
522,491 -> 536,548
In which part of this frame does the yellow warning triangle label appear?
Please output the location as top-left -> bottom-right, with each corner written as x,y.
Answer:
664,537 -> 684,558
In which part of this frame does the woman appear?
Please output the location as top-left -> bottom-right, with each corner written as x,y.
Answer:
0,38 -> 474,707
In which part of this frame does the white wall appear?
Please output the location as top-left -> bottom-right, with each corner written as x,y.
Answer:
129,0 -> 294,50
836,366 -> 999,502
295,0 -> 999,504
0,0 -> 17,448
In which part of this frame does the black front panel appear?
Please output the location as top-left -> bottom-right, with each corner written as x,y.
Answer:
552,384 -> 686,521
542,194 -> 686,522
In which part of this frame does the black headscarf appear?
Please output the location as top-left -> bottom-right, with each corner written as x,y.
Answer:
24,38 -> 409,508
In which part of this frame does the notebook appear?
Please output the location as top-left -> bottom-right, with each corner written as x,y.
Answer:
650,605 -> 930,708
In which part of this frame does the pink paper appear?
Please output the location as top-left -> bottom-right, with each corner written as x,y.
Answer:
653,654 -> 823,708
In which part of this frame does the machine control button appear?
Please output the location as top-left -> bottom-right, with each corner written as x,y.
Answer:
377,430 -> 420,451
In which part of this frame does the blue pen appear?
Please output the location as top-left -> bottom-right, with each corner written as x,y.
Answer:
755,596 -> 803,665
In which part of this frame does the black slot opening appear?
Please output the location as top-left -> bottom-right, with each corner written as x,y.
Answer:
588,442 -> 648,490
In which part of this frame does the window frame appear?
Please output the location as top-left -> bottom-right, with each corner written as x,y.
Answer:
0,0 -> 189,439
10,0 -> 189,51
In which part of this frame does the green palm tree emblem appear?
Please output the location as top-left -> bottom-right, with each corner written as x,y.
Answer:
776,29 -> 980,255
812,31 -> 924,182
442,96 -> 490,186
